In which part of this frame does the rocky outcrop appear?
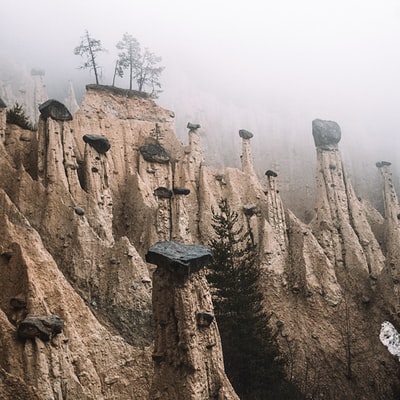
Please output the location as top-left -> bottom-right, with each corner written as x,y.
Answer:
311,119 -> 384,282
0,98 -> 6,142
146,241 -> 239,400
17,315 -> 64,341
1,84 -> 400,399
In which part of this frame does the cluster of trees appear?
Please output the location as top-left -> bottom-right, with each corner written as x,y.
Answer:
74,31 -> 164,98
207,199 -> 303,399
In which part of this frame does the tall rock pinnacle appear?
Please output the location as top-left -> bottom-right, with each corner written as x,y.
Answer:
376,161 -> 400,289
311,119 -> 384,280
146,241 -> 239,400
239,129 -> 256,176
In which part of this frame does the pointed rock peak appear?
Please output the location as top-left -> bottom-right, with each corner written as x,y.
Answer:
39,99 -> 73,121
239,129 -> 253,139
145,241 -> 212,274
376,161 -> 392,168
83,134 -> 111,154
312,119 -> 341,149
187,122 -> 200,130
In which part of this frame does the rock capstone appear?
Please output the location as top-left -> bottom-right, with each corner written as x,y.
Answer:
153,187 -> 173,199
17,315 -> 64,341
139,143 -> 170,163
265,170 -> 278,177
39,99 -> 73,121
376,161 -> 392,168
312,119 -> 341,148
82,134 -> 111,154
173,187 -> 190,196
239,129 -> 253,139
187,122 -> 201,130
145,241 -> 212,275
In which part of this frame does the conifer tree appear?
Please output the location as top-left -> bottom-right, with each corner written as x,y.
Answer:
74,30 -> 105,85
208,198 -> 293,399
6,103 -> 33,130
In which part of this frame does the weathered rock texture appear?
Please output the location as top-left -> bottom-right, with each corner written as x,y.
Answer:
146,241 -> 238,399
0,86 -> 400,399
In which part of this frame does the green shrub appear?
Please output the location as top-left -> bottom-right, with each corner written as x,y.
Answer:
6,103 -> 34,130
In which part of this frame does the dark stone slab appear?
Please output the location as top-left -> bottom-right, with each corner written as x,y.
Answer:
376,161 -> 392,168
239,129 -> 253,139
39,99 -> 73,121
173,187 -> 190,196
187,122 -> 201,130
312,119 -> 341,148
146,241 -> 212,274
139,143 -> 170,163
18,315 -> 64,341
154,187 -> 173,199
83,134 -> 111,154
265,170 -> 278,177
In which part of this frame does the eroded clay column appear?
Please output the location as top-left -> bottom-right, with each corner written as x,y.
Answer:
146,241 -> 238,400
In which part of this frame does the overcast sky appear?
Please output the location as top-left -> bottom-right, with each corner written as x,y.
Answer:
1,0 -> 400,162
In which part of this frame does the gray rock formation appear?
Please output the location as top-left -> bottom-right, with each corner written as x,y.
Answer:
187,122 -> 201,130
146,241 -> 238,400
312,118 -> 341,149
39,99 -> 73,121
238,129 -> 253,139
139,143 -> 170,163
82,134 -> 111,154
17,315 -> 63,341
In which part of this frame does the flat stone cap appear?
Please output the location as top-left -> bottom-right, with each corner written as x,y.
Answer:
312,119 -> 341,148
376,161 -> 392,168
146,241 -> 212,274
187,122 -> 201,130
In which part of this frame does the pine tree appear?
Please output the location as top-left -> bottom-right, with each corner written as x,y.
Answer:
207,198 -> 288,399
6,103 -> 33,130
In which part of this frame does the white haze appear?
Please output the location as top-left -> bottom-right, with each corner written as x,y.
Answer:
1,0 -> 400,215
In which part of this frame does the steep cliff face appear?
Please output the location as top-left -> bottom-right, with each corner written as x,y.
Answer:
1,85 -> 400,399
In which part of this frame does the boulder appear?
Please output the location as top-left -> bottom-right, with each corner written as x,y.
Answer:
139,143 -> 170,163
265,170 -> 278,177
74,207 -> 85,216
154,187 -> 173,199
173,187 -> 190,196
312,119 -> 341,148
145,241 -> 212,274
39,99 -> 73,121
239,129 -> 253,139
376,161 -> 392,168
17,315 -> 64,341
187,122 -> 201,130
83,134 -> 110,154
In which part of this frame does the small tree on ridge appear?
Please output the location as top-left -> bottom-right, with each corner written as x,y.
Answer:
74,30 -> 106,85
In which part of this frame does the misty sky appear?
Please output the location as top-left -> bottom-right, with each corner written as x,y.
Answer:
1,0 -> 400,166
